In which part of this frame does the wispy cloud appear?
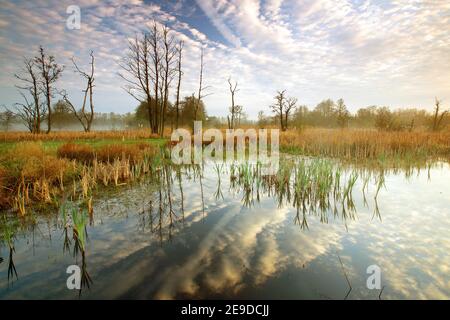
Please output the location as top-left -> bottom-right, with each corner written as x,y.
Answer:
0,0 -> 449,117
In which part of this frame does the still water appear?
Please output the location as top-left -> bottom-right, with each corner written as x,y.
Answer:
0,158 -> 449,299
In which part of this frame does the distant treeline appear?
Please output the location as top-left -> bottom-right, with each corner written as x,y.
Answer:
1,98 -> 449,132
257,98 -> 450,132
0,95 -> 208,131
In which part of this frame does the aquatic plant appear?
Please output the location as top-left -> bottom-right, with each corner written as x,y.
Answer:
71,207 -> 88,252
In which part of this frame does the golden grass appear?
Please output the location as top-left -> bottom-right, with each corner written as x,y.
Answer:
57,142 -> 157,164
279,128 -> 450,162
0,129 -> 162,142
57,143 -> 95,163
0,140 -> 160,212
95,143 -> 155,164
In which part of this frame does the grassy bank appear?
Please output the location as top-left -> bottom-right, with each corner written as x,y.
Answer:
0,131 -> 168,213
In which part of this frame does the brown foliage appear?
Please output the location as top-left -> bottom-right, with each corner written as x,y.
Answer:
57,143 -> 95,162
95,143 -> 156,164
0,129 -> 161,142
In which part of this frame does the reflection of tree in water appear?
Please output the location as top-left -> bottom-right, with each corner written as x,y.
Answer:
137,165 -> 193,244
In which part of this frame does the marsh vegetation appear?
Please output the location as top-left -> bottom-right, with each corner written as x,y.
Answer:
0,154 -> 449,299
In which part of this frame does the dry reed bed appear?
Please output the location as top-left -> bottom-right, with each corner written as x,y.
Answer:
279,128 -> 450,161
0,129 -> 162,142
0,141 -> 160,214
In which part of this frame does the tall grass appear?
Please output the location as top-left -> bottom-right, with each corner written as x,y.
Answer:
0,141 -> 161,213
0,129 -> 163,142
229,158 -> 379,227
279,128 -> 450,162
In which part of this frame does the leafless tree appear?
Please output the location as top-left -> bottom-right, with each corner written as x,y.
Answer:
149,22 -> 162,134
14,92 -> 38,133
432,98 -> 448,131
193,47 -> 211,132
34,46 -> 63,133
270,90 -> 287,131
14,57 -> 45,133
175,40 -> 184,129
119,33 -> 154,131
159,25 -> 177,136
227,77 -> 240,129
285,97 -> 297,130
62,51 -> 95,132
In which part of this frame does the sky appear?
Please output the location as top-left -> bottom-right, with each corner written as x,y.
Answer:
0,0 -> 449,119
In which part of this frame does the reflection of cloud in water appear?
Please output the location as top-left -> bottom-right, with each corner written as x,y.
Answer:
1,162 -> 449,299
153,199 -> 345,299
336,166 -> 450,299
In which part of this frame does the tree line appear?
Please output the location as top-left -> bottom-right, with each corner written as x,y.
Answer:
259,92 -> 449,132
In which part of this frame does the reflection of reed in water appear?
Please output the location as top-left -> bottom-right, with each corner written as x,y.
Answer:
0,216 -> 18,284
72,208 -> 93,296
227,159 -> 388,228
59,203 -> 93,296
135,159 -> 391,235
213,163 -> 224,201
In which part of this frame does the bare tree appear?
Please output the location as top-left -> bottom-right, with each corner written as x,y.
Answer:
34,46 -> 63,133
160,25 -> 177,136
227,77 -> 239,129
62,51 -> 95,132
175,40 -> 184,129
284,97 -> 297,130
193,47 -> 211,132
14,92 -> 38,133
119,33 -> 154,131
149,22 -> 162,134
14,57 -> 44,133
432,98 -> 448,131
270,90 -> 286,131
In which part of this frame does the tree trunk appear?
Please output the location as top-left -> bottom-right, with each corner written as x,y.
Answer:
46,84 -> 51,133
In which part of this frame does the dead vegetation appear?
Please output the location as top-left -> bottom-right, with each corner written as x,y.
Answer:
0,140 -> 160,213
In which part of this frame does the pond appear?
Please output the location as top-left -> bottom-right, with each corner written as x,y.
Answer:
0,157 -> 449,299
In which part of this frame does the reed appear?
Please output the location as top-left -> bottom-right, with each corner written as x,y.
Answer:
279,128 -> 450,163
229,158 -> 363,223
0,140 -> 163,213
0,129 -> 163,142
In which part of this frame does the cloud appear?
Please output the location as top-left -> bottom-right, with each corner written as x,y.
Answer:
0,0 -> 449,117
194,0 -> 242,47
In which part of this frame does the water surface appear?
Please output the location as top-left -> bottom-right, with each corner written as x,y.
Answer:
0,159 -> 449,299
